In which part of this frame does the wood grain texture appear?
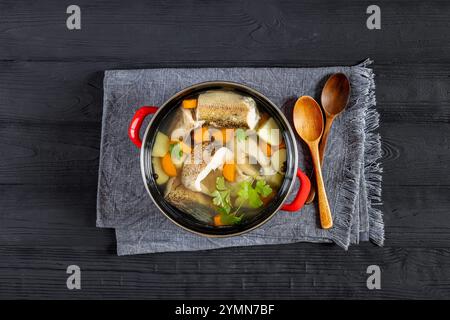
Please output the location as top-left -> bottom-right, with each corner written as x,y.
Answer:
0,0 -> 450,299
1,245 -> 450,299
0,0 -> 449,64
1,62 -> 448,124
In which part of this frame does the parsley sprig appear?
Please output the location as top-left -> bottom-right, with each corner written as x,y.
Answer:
212,176 -> 272,225
237,179 -> 272,209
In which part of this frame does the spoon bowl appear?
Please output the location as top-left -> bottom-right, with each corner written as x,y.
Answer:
293,96 -> 324,142
293,96 -> 333,229
321,73 -> 350,116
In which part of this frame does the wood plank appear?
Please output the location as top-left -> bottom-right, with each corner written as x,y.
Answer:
383,186 -> 450,247
0,183 -> 448,248
380,124 -> 450,186
1,245 -> 450,299
0,121 -> 100,185
1,62 -> 448,124
0,0 -> 449,63
0,184 -> 115,249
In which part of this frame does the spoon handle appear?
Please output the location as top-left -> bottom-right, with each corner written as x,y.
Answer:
310,143 -> 333,229
305,117 -> 334,204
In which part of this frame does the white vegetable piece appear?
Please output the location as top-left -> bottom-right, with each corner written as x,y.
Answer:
242,137 -> 271,167
257,117 -> 281,146
171,153 -> 186,169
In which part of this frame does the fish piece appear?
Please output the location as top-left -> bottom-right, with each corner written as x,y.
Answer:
182,146 -> 233,194
168,106 -> 202,142
164,177 -> 215,223
181,161 -> 207,193
197,90 -> 260,129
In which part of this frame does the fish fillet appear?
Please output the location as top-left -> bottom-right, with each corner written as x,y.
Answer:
167,106 -> 202,142
164,177 -> 214,223
196,90 -> 260,129
182,145 -> 233,194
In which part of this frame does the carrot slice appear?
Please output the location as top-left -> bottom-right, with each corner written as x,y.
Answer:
182,99 -> 197,109
221,128 -> 234,144
261,141 -> 272,156
223,163 -> 236,182
193,126 -> 209,144
161,153 -> 177,177
213,214 -> 224,226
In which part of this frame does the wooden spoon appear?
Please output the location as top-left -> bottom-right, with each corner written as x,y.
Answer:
293,96 -> 333,229
306,73 -> 351,204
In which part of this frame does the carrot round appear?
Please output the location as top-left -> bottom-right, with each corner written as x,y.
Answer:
213,214 -> 223,226
161,153 -> 177,177
223,163 -> 236,182
261,141 -> 272,156
182,99 -> 197,109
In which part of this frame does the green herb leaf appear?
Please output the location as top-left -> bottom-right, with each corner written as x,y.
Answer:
255,179 -> 272,197
235,128 -> 246,142
217,207 -> 229,215
216,176 -> 227,191
212,190 -> 231,214
247,188 -> 263,208
237,181 -> 251,200
236,180 -> 264,209
212,177 -> 233,214
219,212 -> 243,225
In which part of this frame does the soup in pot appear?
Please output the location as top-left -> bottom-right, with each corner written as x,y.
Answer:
150,89 -> 287,226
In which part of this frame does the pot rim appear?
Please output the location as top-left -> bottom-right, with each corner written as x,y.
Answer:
139,80 -> 299,237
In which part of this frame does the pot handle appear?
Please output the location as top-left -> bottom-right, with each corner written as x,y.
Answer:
281,169 -> 311,212
128,106 -> 158,148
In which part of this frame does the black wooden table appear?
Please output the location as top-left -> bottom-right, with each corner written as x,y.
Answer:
1,0 -> 449,299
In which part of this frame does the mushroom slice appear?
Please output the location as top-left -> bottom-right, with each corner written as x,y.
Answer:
237,157 -> 260,177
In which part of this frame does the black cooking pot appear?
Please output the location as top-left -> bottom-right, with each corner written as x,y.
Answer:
128,81 -> 310,237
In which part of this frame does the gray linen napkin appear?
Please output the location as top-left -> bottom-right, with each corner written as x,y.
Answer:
97,60 -> 383,255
